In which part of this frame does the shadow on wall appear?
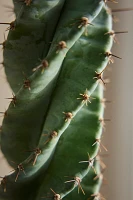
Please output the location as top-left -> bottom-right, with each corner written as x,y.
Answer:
102,1 -> 133,200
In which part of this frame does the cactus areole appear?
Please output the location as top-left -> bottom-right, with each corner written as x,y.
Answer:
0,0 -> 122,199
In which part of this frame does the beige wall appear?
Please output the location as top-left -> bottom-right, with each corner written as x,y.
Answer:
103,1 -> 133,200
0,0 -> 133,199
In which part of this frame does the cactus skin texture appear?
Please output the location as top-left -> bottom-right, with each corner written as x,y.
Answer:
0,1 -> 113,200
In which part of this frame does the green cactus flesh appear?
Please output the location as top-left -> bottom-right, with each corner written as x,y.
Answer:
63,160 -> 103,200
1,0 -> 106,165
0,1 -> 113,200
0,85 -> 103,200
4,0 -> 66,92
4,0 -> 103,92
36,85 -> 104,200
1,4 -> 112,164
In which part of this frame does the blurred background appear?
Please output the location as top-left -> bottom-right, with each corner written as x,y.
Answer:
0,0 -> 133,199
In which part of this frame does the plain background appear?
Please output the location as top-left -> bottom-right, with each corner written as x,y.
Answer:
0,0 -> 133,199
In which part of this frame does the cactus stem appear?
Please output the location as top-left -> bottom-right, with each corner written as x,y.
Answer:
0,21 -> 15,31
91,192 -> 106,200
63,112 -> 73,122
0,176 -> 7,192
65,176 -> 85,195
0,3 -> 113,198
43,131 -> 58,145
5,93 -> 17,107
77,89 -> 95,105
92,139 -> 108,152
79,153 -> 97,174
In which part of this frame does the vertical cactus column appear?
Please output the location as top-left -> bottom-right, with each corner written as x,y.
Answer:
0,1 -> 115,200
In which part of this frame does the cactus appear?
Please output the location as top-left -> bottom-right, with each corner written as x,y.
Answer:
0,0 -> 115,199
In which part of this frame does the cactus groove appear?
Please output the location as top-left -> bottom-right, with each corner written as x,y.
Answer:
0,1 -> 114,200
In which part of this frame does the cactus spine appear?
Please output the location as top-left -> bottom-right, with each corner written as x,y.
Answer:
0,0 -> 118,199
